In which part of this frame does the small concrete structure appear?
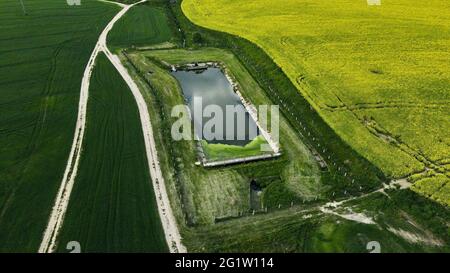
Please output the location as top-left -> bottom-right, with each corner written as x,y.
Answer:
203,152 -> 282,168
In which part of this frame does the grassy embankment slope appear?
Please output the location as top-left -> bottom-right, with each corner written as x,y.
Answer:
184,190 -> 449,253
124,47 -> 323,226
55,54 -> 168,252
182,0 -> 450,206
0,0 -> 118,252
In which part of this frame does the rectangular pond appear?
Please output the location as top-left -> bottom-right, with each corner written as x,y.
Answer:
171,66 -> 278,165
172,67 -> 260,147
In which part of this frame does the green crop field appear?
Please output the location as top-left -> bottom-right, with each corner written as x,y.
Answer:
0,0 -> 118,252
55,53 -> 168,253
108,1 -> 175,49
182,0 -> 450,206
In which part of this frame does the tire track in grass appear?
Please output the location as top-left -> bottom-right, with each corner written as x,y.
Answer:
0,41 -> 67,223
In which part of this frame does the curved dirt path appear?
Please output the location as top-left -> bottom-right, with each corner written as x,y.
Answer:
102,46 -> 186,253
39,0 -> 185,253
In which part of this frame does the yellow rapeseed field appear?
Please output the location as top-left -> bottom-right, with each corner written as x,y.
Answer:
182,0 -> 450,205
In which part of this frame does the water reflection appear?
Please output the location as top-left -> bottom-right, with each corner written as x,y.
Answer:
172,68 -> 259,146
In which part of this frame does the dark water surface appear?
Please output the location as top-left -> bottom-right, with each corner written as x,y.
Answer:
172,68 -> 259,146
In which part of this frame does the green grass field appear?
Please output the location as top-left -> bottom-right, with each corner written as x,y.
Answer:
108,1 -> 176,49
201,136 -> 270,162
0,0 -> 118,252
55,53 -> 168,253
182,0 -> 450,206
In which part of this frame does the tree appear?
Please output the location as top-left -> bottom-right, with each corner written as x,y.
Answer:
193,32 -> 203,44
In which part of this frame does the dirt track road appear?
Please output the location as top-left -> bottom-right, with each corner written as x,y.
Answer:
39,0 -> 185,253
